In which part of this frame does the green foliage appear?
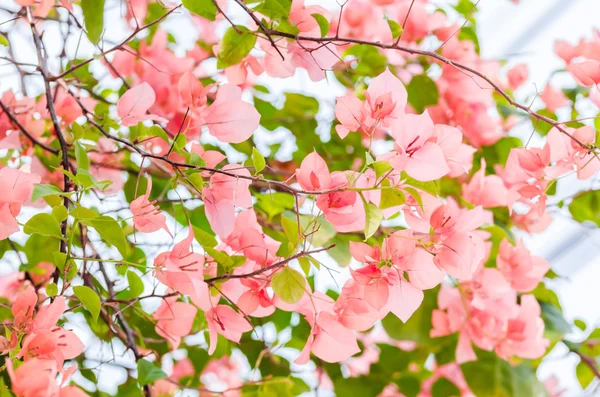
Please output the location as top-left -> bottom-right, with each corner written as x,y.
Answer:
217,26 -> 257,68
81,0 -> 105,44
73,285 -> 101,322
271,267 -> 305,304
407,75 -> 440,113
383,288 -> 438,345
182,0 -> 218,21
461,350 -> 548,397
569,190 -> 600,226
137,359 -> 167,386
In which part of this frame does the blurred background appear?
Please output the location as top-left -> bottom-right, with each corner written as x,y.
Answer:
1,0 -> 600,395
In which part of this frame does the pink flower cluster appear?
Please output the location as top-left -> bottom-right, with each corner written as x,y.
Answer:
431,245 -> 550,362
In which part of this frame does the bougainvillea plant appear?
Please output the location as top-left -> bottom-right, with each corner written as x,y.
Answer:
1,0 -> 600,395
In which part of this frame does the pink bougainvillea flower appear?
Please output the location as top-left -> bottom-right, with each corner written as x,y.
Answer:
130,178 -> 171,235
153,297 -> 198,349
495,294 -> 549,360
117,82 -> 168,126
296,150 -> 332,192
205,305 -> 252,354
295,311 -> 361,364
540,84 -> 569,112
203,164 -> 253,238
547,126 -> 600,179
0,167 -> 41,240
154,226 -> 213,310
201,84 -> 260,143
178,71 -> 214,108
389,112 -> 451,182
497,239 -> 549,292
6,358 -> 60,397
18,296 -> 85,370
462,159 -> 508,208
335,68 -> 407,138
567,60 -> 600,87
506,64 -> 528,90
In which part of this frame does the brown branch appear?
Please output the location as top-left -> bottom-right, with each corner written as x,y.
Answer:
27,7 -> 73,287
0,100 -> 59,154
50,5 -> 182,81
205,244 -> 335,283
260,30 -> 591,150
232,0 -> 285,60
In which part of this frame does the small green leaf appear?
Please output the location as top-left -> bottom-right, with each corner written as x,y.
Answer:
431,378 -> 460,397
364,203 -> 382,239
372,160 -> 393,178
252,147 -> 266,174
81,216 -> 128,257
24,213 -> 62,238
569,190 -> 600,227
0,35 -> 8,47
282,216 -> 299,247
380,188 -> 406,209
81,0 -> 105,44
52,205 -> 69,222
147,125 -> 170,142
32,184 -> 68,201
271,267 -> 305,304
182,0 -> 218,21
407,74 -> 440,113
386,19 -> 403,39
73,285 -> 101,322
71,122 -> 85,140
217,26 -> 257,69
254,0 -> 292,19
311,14 -> 330,37
75,142 -> 90,171
137,359 -> 167,386
127,271 -> 144,299
192,226 -> 218,248
46,283 -> 58,297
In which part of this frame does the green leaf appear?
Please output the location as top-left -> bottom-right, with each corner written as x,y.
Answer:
192,226 -> 218,248
255,0 -> 292,19
282,216 -> 299,248
311,14 -> 330,37
569,190 -> 600,227
364,203 -> 382,239
127,271 -> 144,299
75,142 -> 90,171
386,19 -> 403,39
46,283 -> 58,297
0,35 -> 8,47
431,378 -> 460,397
574,319 -> 587,331
260,377 -> 294,397
24,213 -> 62,238
32,184 -> 69,201
52,205 -> 69,222
252,147 -> 266,174
81,0 -> 105,44
461,350 -> 548,397
407,74 -> 440,113
182,0 -> 218,21
271,267 -> 305,304
217,26 -> 257,69
372,160 -> 393,178
576,360 -> 595,389
73,285 -> 101,322
81,216 -> 128,257
540,302 -> 570,341
383,287 -> 438,345
380,188 -> 406,209
137,359 -> 167,386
